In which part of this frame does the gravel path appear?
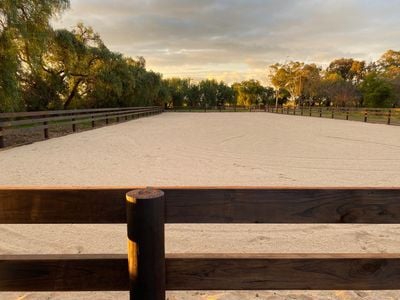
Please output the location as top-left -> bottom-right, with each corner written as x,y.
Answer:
1,112 -> 400,299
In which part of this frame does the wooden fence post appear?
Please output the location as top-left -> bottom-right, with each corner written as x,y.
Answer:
331,108 -> 335,119
388,109 -> 392,125
43,115 -> 49,139
126,188 -> 166,300
0,126 -> 4,148
346,109 -> 349,120
364,110 -> 368,122
309,107 -> 312,116
106,114 -> 109,125
319,107 -> 322,117
301,106 -> 304,116
91,116 -> 95,128
72,117 -> 76,133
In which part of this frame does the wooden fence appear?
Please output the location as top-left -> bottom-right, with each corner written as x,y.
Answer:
1,187 -> 400,299
166,105 -> 400,126
265,105 -> 400,126
0,106 -> 163,148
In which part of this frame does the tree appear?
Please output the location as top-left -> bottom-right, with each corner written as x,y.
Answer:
186,83 -> 201,107
270,62 -> 322,105
199,79 -> 219,107
233,80 -> 270,107
217,82 -> 234,106
163,78 -> 189,107
0,0 -> 69,112
360,72 -> 394,108
327,58 -> 366,83
377,50 -> 400,78
270,62 -> 304,102
319,73 -> 360,107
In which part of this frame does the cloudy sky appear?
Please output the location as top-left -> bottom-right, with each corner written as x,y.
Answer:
53,0 -> 400,84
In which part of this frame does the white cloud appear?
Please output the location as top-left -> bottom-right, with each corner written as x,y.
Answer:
53,0 -> 400,84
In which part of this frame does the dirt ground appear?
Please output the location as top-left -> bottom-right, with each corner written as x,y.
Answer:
1,112 -> 400,299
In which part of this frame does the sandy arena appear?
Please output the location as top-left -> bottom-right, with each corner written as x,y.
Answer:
1,112 -> 400,299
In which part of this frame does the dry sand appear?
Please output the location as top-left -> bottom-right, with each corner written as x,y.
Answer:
1,112 -> 400,300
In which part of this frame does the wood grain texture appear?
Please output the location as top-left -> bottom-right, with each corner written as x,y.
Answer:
166,255 -> 400,290
164,188 -> 400,223
2,254 -> 400,291
2,188 -> 400,224
127,189 -> 166,299
0,254 -> 128,291
0,189 -> 128,223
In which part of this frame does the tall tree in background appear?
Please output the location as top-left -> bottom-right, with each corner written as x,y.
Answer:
360,72 -> 394,108
319,73 -> 359,107
233,80 -> 272,107
326,58 -> 366,84
0,0 -> 69,112
199,79 -> 219,107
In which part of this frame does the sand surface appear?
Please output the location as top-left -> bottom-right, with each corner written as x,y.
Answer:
1,112 -> 400,299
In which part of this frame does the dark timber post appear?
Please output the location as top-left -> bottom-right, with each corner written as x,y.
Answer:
106,114 -> 109,125
364,110 -> 368,122
72,116 -> 76,133
293,107 -> 296,115
331,108 -> 335,119
126,188 -> 166,300
388,109 -> 392,125
319,107 -> 322,117
43,115 -> 49,139
91,116 -> 95,128
346,109 -> 349,120
309,106 -> 312,116
0,126 -> 4,148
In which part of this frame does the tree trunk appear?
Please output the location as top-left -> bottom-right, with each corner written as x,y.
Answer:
64,79 -> 83,109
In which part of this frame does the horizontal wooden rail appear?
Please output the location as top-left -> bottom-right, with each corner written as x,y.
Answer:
166,105 -> 400,125
0,107 -> 159,128
0,254 -> 128,291
0,106 -> 163,148
1,188 -> 400,224
0,107 -> 149,119
2,253 -> 400,291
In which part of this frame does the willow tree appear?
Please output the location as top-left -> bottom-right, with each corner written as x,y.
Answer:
0,0 -> 69,112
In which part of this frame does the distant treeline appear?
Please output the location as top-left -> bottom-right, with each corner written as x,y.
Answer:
1,1 -> 400,112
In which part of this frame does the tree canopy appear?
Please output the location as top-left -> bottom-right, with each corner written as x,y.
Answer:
1,1 -> 400,112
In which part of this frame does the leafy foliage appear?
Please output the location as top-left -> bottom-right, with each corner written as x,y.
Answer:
1,2 -> 400,112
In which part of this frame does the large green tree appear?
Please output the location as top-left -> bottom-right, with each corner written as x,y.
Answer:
360,72 -> 394,108
0,0 -> 69,112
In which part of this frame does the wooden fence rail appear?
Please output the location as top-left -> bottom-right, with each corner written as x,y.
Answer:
1,187 -> 400,298
0,106 -> 163,148
166,105 -> 400,126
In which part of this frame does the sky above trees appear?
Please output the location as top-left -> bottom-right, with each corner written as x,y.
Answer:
53,0 -> 400,84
